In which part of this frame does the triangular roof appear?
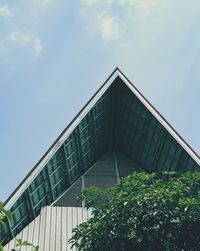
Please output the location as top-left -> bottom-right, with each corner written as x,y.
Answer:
1,68 -> 199,245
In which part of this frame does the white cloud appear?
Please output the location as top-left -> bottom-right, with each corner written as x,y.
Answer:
0,4 -> 14,18
117,0 -> 137,6
39,0 -> 52,4
82,0 -> 155,12
33,38 -> 43,55
83,0 -> 101,4
83,0 -> 113,5
80,0 -> 156,42
117,0 -> 156,16
138,0 -> 156,16
9,32 -> 43,55
98,12 -> 121,41
10,33 -> 32,43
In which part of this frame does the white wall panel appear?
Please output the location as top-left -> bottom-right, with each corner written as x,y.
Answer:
4,207 -> 92,251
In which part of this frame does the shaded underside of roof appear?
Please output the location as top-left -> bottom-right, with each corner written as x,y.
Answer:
1,71 -> 199,245
53,150 -> 141,207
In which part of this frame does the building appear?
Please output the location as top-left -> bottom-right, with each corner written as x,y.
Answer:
1,68 -> 200,250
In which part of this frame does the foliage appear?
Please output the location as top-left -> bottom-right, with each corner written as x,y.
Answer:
0,201 -> 12,225
78,185 -> 106,208
11,239 -> 39,251
70,172 -> 200,251
0,201 -> 39,251
0,201 -> 11,251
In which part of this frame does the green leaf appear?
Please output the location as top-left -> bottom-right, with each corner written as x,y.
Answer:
0,244 -> 4,251
34,246 -> 39,251
71,172 -> 200,251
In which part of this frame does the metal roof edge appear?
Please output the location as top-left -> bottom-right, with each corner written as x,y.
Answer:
4,67 -> 119,208
117,68 -> 200,166
4,67 -> 199,209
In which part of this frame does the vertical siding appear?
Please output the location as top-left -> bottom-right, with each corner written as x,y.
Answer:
4,151 -> 142,251
4,207 -> 92,251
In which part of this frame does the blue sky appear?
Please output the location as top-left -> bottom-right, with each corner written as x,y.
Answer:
0,0 -> 200,201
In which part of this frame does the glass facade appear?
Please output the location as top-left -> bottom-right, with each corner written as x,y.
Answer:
1,76 -> 199,245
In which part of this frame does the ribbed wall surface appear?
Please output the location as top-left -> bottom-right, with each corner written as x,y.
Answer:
4,207 -> 92,251
4,151 -> 142,251
2,71 -> 199,247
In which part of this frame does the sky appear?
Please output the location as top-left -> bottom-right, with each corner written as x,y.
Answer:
0,0 -> 200,201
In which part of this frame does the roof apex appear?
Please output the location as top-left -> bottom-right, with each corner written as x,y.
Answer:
4,68 -> 200,210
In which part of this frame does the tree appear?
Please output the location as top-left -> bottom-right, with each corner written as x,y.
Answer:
0,201 -> 12,251
0,201 -> 39,251
71,172 -> 200,251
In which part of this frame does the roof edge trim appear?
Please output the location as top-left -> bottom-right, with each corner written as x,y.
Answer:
4,68 -> 119,209
117,69 -> 200,166
4,67 -> 199,209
